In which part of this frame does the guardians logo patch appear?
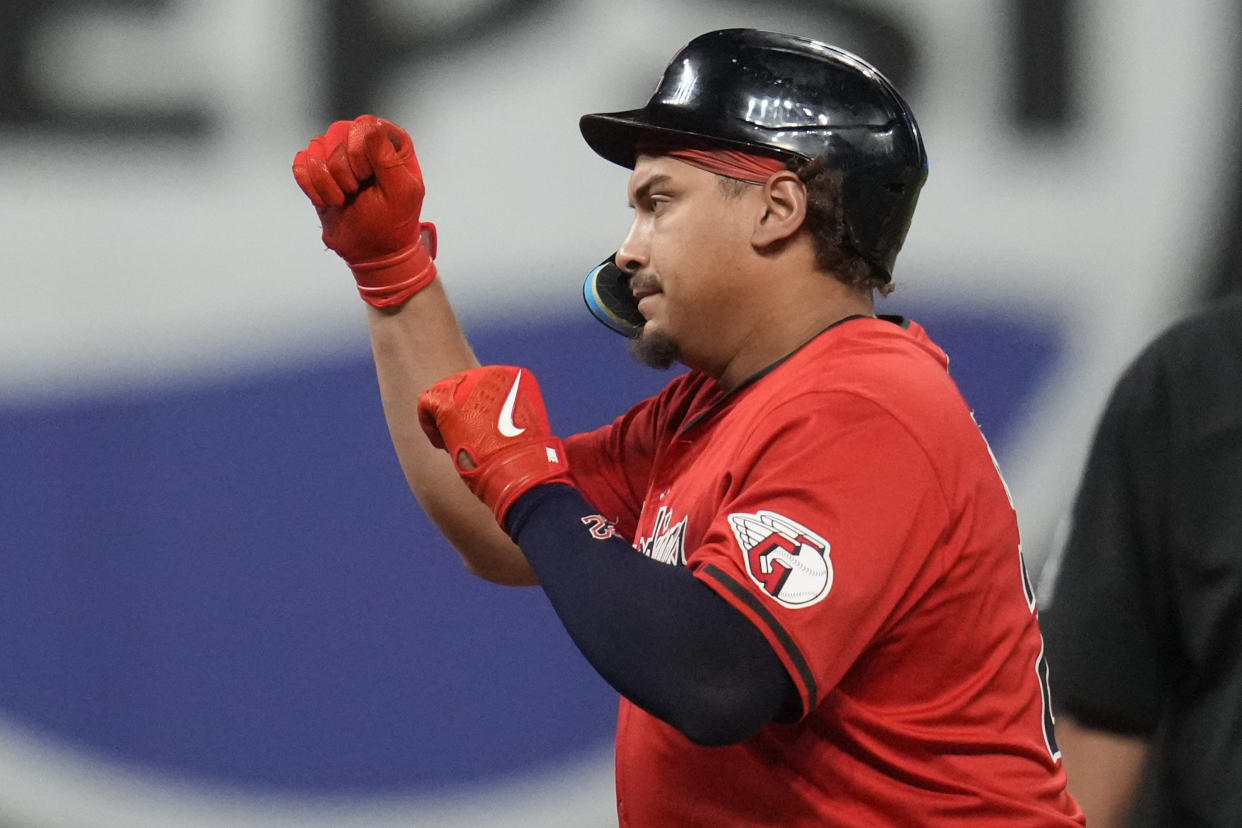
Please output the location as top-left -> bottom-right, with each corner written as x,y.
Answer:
728,510 -> 832,608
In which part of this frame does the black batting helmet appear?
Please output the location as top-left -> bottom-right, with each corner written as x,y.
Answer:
580,28 -> 927,281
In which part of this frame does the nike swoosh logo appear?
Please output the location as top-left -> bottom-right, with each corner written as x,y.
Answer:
498,370 -> 526,437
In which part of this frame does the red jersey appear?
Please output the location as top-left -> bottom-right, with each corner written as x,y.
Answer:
565,317 -> 1082,827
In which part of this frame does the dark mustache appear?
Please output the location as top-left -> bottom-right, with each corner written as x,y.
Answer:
629,273 -> 661,296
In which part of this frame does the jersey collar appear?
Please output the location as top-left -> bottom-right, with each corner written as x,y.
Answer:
676,314 -> 907,436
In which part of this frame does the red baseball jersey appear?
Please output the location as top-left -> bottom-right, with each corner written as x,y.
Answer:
565,317 -> 1083,827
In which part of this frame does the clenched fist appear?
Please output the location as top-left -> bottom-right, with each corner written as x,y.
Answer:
292,115 -> 438,307
418,366 -> 573,529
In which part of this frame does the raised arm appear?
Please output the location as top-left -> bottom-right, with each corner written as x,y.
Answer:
292,115 -> 535,585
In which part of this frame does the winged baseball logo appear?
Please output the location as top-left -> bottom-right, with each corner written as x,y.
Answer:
728,510 -> 833,608
498,370 -> 526,437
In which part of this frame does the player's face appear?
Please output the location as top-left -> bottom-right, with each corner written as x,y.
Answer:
616,155 -> 761,374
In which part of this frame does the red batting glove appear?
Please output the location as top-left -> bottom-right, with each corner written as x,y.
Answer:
292,115 -> 438,308
417,366 -> 573,530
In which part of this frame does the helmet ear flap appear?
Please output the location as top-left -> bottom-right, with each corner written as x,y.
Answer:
838,166 -> 926,279
583,255 -> 645,337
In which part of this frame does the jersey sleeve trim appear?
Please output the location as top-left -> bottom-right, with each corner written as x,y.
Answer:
698,562 -> 817,716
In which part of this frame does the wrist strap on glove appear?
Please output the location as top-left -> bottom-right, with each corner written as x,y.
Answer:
352,222 -> 438,308
457,437 -> 571,531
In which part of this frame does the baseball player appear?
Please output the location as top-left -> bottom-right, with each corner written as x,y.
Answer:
293,29 -> 1083,826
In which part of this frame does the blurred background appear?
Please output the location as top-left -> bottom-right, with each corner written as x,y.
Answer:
0,1 -> 1238,825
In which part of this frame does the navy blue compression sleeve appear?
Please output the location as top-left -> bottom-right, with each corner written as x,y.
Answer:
505,484 -> 798,746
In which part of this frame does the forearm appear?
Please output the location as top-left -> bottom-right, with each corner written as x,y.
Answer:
506,484 -> 797,745
368,281 -> 537,585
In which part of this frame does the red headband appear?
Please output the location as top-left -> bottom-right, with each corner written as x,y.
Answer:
635,136 -> 788,183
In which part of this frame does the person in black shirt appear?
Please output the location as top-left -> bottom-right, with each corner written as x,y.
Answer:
1041,292 -> 1242,827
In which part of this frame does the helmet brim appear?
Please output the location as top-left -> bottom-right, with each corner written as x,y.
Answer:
579,109 -> 801,170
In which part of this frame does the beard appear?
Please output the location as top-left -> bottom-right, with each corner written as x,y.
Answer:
627,327 -> 681,369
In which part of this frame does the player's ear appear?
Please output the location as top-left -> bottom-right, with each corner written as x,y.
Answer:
751,172 -> 807,248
